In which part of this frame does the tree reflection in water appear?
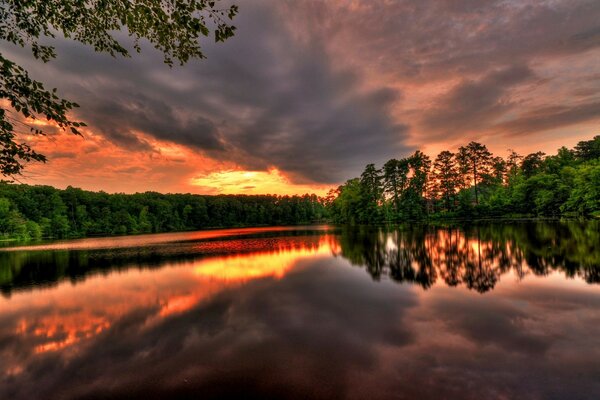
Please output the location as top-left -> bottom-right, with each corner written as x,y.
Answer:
0,221 -> 598,296
335,220 -> 600,292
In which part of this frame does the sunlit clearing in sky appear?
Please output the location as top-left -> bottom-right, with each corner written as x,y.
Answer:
190,168 -> 330,196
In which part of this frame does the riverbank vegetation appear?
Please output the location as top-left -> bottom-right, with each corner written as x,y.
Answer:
326,135 -> 600,223
0,185 -> 326,240
1,135 -> 598,241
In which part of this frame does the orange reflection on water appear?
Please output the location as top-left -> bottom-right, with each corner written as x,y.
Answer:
160,236 -> 335,318
29,311 -> 112,354
158,294 -> 203,318
194,237 -> 333,281
1,234 -> 335,372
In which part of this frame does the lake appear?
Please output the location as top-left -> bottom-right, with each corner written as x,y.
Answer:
1,222 -> 599,399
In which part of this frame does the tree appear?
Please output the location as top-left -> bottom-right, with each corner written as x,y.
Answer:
457,142 -> 493,205
506,149 -> 522,180
382,158 -> 409,220
0,197 -> 21,237
574,135 -> 600,161
0,0 -> 238,176
48,192 -> 70,238
491,156 -> 507,185
562,161 -> 600,215
544,146 -> 575,174
432,151 -> 459,211
326,134 -> 599,222
359,164 -> 383,222
403,151 -> 431,219
521,151 -> 546,178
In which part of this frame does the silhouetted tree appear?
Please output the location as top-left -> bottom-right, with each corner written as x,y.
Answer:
574,135 -> 600,161
359,164 -> 383,222
457,142 -> 493,205
432,150 -> 459,211
521,152 -> 546,178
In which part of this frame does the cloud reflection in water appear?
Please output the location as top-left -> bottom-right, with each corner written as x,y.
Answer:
0,223 -> 599,399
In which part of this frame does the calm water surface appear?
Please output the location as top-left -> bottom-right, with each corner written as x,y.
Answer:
0,222 -> 599,399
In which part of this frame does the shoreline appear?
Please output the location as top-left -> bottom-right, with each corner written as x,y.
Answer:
2,217 -> 597,246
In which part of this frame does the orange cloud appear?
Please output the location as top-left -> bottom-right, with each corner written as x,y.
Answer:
20,129 -> 326,196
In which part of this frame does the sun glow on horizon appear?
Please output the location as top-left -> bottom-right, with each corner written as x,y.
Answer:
190,168 -> 330,196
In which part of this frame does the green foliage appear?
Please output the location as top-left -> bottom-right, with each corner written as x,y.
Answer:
574,135 -> 600,161
359,164 -> 383,223
327,135 -> 600,222
327,179 -> 362,224
382,158 -> 409,221
0,0 -> 238,176
0,183 -> 326,240
0,196 -> 30,239
521,151 -> 546,178
562,160 -> 600,215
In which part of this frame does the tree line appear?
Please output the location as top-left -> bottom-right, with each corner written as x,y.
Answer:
1,135 -> 598,241
326,135 -> 600,223
0,184 -> 326,241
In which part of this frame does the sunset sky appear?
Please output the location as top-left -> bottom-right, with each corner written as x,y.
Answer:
3,0 -> 600,195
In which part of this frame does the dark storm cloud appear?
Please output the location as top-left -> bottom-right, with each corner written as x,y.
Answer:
497,101 -> 600,136
421,65 -> 536,139
328,0 -> 600,80
315,0 -> 600,140
1,0 -> 408,184
2,0 -> 600,184
77,89 -> 225,152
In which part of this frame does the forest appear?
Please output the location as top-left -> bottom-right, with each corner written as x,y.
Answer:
0,135 -> 598,241
0,185 -> 326,240
326,135 -> 600,223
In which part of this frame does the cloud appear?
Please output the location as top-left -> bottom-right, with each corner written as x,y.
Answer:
2,1 -> 409,184
320,0 -> 600,81
431,295 -> 552,355
421,65 -> 536,139
2,0 -> 600,190
497,101 -> 600,136
306,0 -> 600,147
46,151 -> 77,159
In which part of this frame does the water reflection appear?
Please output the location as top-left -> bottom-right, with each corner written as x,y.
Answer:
336,221 -> 600,292
0,231 -> 337,395
0,227 -> 335,296
0,223 -> 599,399
1,221 -> 598,297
